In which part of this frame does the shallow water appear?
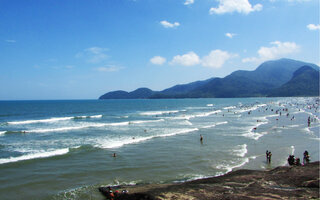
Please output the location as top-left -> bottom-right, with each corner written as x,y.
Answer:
0,97 -> 319,199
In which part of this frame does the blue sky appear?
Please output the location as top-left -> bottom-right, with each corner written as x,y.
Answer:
0,0 -> 319,100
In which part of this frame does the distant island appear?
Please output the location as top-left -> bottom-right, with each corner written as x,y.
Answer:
99,58 -> 319,99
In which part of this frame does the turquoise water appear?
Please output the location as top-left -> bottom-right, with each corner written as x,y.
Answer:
0,98 -> 319,199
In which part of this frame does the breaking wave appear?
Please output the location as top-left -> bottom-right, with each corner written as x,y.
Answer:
7,115 -> 103,125
23,119 -> 164,133
139,110 -> 180,116
232,144 -> 248,157
96,128 -> 199,149
0,148 -> 70,164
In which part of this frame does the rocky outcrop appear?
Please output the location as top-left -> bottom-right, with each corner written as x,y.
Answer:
99,161 -> 320,200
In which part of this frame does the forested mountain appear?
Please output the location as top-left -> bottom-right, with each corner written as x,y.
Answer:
99,58 -> 319,99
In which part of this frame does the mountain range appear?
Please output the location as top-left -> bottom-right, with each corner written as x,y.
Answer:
99,58 -> 319,99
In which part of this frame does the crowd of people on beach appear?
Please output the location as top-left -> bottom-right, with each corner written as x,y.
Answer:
99,186 -> 129,200
265,149 -> 311,166
287,150 -> 310,166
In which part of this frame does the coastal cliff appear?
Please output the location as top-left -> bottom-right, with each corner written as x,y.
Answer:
99,161 -> 320,200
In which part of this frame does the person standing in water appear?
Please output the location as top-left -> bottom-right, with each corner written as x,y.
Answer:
268,152 -> 272,163
200,134 -> 203,144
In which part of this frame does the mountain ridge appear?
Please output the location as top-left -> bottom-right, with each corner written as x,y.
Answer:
99,58 -> 319,99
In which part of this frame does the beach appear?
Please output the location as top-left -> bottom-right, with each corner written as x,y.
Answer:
0,97 -> 319,199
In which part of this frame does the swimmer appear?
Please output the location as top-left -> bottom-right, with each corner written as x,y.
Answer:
112,153 -> 116,157
200,134 -> 203,142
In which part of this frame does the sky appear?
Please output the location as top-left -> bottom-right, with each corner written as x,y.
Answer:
0,0 -> 319,100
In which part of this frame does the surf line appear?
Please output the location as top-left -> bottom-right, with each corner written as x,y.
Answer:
7,115 -> 103,125
0,148 -> 71,165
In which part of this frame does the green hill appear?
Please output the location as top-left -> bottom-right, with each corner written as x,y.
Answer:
268,66 -> 319,97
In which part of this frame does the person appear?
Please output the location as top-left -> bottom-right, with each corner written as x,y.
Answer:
303,151 -> 310,164
308,116 -> 311,127
295,157 -> 301,166
112,153 -> 116,157
200,134 -> 203,143
268,151 -> 272,163
288,155 -> 295,166
266,150 -> 269,162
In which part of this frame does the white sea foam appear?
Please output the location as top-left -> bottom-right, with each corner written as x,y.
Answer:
237,103 -> 267,113
97,128 -> 199,149
7,115 -> 103,125
0,131 -> 5,135
8,117 -> 74,125
139,110 -> 180,116
232,144 -> 248,157
216,157 -> 250,174
242,120 -> 268,140
25,119 -> 164,133
0,148 -> 69,164
207,104 -> 214,107
169,110 -> 222,121
185,120 -> 193,125
90,115 -> 103,118
202,124 -> 216,129
216,121 -> 228,126
160,128 -> 199,138
174,174 -> 211,183
129,119 -> 164,124
291,145 -> 295,155
223,106 -> 236,110
303,127 -> 314,135
202,121 -> 228,129
243,131 -> 268,140
194,110 -> 222,118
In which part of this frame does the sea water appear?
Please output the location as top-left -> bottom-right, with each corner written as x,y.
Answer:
0,97 -> 319,200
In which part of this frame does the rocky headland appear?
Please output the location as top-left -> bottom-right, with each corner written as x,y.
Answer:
99,161 -> 320,200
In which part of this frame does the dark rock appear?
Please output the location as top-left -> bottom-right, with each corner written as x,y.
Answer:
99,162 -> 320,200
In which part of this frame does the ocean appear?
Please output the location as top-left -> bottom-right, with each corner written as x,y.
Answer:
0,97 -> 319,200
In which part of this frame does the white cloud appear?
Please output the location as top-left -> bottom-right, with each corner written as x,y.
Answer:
209,0 -> 262,15
150,56 -> 166,65
5,39 -> 16,43
202,50 -> 236,68
169,50 -> 235,68
225,32 -> 236,38
307,24 -> 320,31
76,47 -> 108,64
160,20 -> 180,28
242,41 -> 300,63
95,65 -> 122,72
170,51 -> 200,66
184,0 -> 194,5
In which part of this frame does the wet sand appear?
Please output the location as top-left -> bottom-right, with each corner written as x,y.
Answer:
99,161 -> 320,200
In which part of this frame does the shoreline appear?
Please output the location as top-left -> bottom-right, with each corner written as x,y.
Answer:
99,161 -> 320,200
